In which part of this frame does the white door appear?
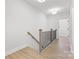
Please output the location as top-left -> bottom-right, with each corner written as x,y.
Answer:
58,19 -> 71,52
59,19 -> 69,38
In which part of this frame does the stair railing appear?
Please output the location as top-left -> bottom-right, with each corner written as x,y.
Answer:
27,32 -> 41,45
27,29 -> 56,52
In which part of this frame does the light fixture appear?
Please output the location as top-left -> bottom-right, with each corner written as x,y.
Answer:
48,8 -> 61,15
37,0 -> 46,3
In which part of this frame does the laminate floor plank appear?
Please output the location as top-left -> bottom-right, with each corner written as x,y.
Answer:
6,37 -> 74,59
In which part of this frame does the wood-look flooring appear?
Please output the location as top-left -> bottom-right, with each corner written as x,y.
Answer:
6,38 -> 74,59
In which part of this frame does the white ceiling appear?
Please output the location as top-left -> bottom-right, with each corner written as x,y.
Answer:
25,0 -> 73,15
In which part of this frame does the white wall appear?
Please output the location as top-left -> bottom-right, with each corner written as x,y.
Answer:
46,16 -> 58,30
46,15 -> 59,39
5,0 -> 47,55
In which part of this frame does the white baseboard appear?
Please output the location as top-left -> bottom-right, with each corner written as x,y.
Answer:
5,44 -> 28,56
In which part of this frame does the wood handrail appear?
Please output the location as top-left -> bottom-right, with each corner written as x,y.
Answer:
27,32 -> 40,45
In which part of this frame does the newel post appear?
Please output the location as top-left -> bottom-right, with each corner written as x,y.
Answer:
39,29 -> 42,52
50,29 -> 53,42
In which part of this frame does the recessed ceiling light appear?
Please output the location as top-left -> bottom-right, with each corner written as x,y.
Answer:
48,8 -> 61,15
37,0 -> 46,3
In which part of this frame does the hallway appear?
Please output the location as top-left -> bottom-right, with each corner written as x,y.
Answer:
6,38 -> 74,59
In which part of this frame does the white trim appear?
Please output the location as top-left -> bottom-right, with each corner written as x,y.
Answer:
5,44 -> 28,56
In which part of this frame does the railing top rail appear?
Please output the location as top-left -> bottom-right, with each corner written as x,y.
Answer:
27,32 -> 40,45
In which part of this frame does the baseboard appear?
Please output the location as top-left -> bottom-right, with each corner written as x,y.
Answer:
5,44 -> 28,56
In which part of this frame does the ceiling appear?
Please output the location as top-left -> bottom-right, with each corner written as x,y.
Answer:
25,0 -> 73,15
